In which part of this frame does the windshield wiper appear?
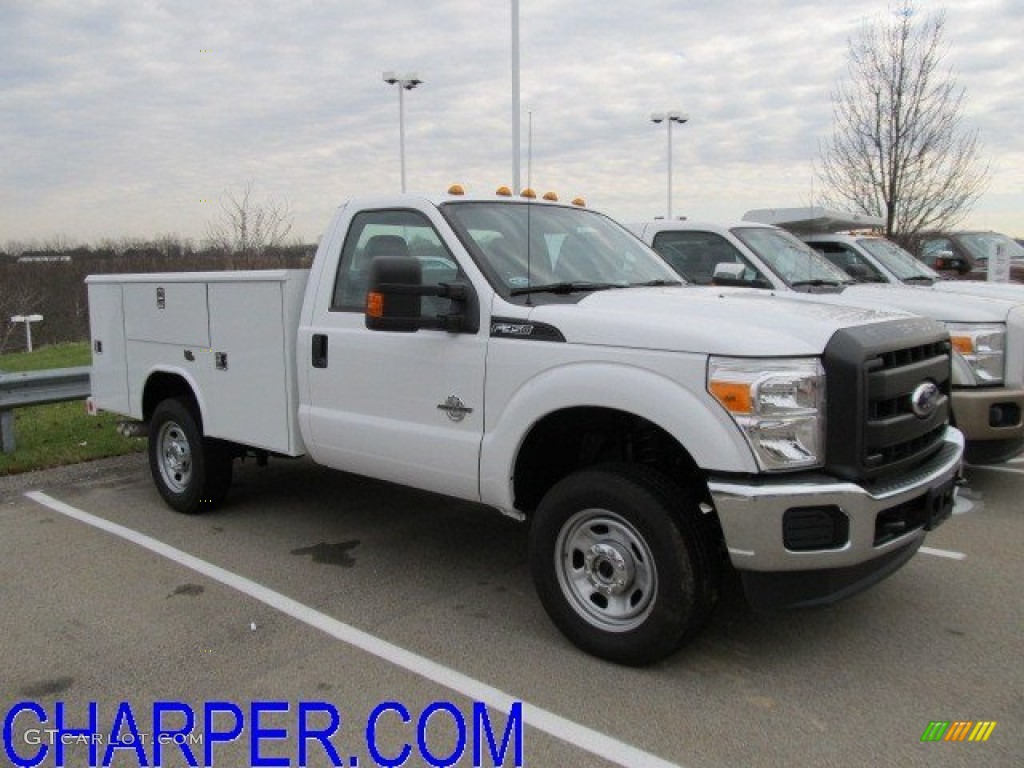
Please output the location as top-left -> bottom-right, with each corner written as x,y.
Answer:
629,279 -> 684,287
510,281 -> 623,296
789,278 -> 842,288
902,276 -> 935,285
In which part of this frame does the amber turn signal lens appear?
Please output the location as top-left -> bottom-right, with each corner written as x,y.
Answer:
709,380 -> 753,414
366,292 -> 384,318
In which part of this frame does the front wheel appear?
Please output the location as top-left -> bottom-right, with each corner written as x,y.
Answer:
148,398 -> 232,514
964,436 -> 1024,465
529,464 -> 718,665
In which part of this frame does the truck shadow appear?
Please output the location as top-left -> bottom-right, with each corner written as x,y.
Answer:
222,457 -> 834,648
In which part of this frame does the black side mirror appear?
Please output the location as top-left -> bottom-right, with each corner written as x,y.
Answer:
365,256 -> 478,334
365,256 -> 424,332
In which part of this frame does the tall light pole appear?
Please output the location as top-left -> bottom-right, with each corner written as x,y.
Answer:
650,111 -> 688,218
383,71 -> 423,193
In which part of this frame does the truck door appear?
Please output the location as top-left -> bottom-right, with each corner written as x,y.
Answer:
301,208 -> 487,501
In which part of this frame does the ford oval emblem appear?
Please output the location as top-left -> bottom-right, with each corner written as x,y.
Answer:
911,381 -> 941,419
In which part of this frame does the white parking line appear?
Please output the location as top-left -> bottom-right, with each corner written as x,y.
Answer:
25,491 -> 684,768
964,463 -> 1024,475
919,546 -> 967,561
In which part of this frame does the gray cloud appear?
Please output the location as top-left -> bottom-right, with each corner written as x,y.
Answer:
1,0 -> 1021,244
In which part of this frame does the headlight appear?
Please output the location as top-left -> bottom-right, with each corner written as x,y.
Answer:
945,323 -> 1004,385
708,357 -> 825,471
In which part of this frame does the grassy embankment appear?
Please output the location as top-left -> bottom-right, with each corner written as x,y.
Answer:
0,341 -> 145,475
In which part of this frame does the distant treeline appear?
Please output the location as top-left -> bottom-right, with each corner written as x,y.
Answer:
0,238 -> 316,354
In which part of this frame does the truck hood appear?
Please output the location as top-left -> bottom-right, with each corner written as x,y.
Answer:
928,280 -> 1024,304
527,286 -> 911,357
830,283 -> 1017,323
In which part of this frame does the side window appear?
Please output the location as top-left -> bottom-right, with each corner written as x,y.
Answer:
651,230 -> 762,285
920,238 -> 951,266
813,244 -> 848,272
813,243 -> 882,280
330,210 -> 460,316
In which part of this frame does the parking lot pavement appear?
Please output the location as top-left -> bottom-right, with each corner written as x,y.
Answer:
1,454 -> 1021,767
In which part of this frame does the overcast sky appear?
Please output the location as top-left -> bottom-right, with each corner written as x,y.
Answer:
1,0 -> 1021,246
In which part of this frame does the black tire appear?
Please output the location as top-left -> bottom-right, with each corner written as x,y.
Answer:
964,437 -> 1024,465
529,463 -> 719,666
148,398 -> 233,514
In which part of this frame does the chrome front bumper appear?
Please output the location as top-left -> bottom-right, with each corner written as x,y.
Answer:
708,427 -> 964,575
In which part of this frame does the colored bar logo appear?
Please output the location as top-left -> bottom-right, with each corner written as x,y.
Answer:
921,721 -> 997,742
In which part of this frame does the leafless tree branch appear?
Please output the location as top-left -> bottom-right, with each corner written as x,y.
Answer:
205,181 -> 295,268
817,2 -> 989,239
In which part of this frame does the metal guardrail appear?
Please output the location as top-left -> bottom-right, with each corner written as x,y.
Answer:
0,366 -> 91,454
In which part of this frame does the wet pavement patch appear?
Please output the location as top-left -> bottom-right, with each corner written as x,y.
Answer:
167,583 -> 205,598
21,676 -> 74,697
290,540 -> 360,567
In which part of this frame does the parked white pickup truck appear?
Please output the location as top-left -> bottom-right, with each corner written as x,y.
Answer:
88,188 -> 963,664
632,216 -> 1024,465
743,208 -> 1024,302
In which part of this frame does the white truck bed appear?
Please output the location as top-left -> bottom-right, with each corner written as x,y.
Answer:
86,269 -> 310,456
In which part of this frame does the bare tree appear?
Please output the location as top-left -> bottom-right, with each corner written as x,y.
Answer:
817,3 -> 989,239
205,181 -> 294,268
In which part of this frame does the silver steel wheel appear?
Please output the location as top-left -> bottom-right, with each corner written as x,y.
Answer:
554,508 -> 658,632
156,420 -> 193,494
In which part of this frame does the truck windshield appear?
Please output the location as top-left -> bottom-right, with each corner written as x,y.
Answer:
731,227 -> 851,288
441,201 -> 682,299
958,233 -> 1024,262
857,237 -> 941,282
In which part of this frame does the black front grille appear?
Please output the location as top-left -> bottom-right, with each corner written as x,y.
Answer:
869,425 -> 948,467
824,319 -> 951,482
875,341 -> 949,371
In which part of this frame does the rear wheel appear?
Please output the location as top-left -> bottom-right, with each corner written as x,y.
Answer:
148,398 -> 232,514
529,463 -> 719,665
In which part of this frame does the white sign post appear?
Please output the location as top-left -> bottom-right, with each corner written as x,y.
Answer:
987,241 -> 1010,283
10,314 -> 43,352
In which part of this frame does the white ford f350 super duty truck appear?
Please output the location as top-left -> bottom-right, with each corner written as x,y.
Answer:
632,215 -> 1024,465
88,187 -> 963,665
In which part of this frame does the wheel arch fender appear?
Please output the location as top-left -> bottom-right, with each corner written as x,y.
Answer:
139,367 -> 208,429
479,360 -> 756,512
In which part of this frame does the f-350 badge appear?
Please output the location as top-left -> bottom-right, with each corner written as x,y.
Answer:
437,395 -> 473,422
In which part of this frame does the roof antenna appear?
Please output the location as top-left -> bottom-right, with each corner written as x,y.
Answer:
525,110 -> 534,305
527,111 -> 533,190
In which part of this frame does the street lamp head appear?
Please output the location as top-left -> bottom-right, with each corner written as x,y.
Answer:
668,112 -> 689,125
650,112 -> 665,124
384,71 -> 423,90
